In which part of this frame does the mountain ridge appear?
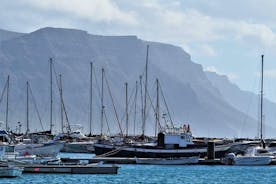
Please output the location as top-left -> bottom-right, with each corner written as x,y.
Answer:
0,27 -> 272,137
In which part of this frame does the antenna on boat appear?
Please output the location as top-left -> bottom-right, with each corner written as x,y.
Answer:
260,54 -> 265,148
89,62 -> 93,136
142,45 -> 149,136
125,82 -> 129,137
49,58 -> 53,134
5,75 -> 9,132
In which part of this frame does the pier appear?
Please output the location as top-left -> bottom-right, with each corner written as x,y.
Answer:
61,157 -> 223,165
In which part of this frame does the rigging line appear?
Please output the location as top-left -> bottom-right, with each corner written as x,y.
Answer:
28,83 -> 44,131
159,82 -> 174,128
103,72 -> 123,136
52,62 -> 71,132
0,78 -> 8,106
103,110 -> 111,136
93,67 -> 104,110
144,80 -> 162,130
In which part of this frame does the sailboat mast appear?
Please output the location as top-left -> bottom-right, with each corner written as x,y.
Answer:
50,58 -> 53,134
142,45 -> 149,136
89,62 -> 93,136
5,75 -> 9,131
125,82 -> 129,136
260,54 -> 264,142
134,81 -> 138,135
59,74 -> 64,133
100,68 -> 104,136
155,78 -> 160,137
26,81 -> 30,134
139,75 -> 143,135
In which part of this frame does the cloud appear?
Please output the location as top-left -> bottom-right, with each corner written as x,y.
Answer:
205,66 -> 238,81
196,44 -> 217,56
23,0 -> 139,26
264,69 -> 276,78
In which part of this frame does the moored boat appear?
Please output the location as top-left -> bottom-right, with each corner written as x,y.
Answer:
15,141 -> 64,157
94,126 -> 232,158
0,166 -> 23,178
135,156 -> 199,165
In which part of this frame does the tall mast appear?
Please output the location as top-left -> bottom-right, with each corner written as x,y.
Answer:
59,74 -> 64,133
155,78 -> 160,137
134,81 -> 138,135
125,82 -> 129,137
100,68 -> 104,136
260,54 -> 264,145
5,75 -> 9,131
26,81 -> 30,134
139,75 -> 143,135
142,45 -> 149,136
89,62 -> 93,136
50,58 -> 53,134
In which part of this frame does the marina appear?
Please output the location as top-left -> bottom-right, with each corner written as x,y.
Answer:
1,1 -> 276,183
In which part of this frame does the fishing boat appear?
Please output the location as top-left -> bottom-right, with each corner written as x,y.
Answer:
135,156 -> 199,165
94,125 -> 232,158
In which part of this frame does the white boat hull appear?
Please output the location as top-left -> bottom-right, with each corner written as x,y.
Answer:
234,156 -> 273,165
136,157 -> 199,165
15,142 -> 64,157
0,167 -> 23,178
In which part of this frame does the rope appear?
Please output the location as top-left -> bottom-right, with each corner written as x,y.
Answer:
95,146 -> 125,157
0,78 -> 8,106
160,83 -> 174,128
28,83 -> 44,131
104,73 -> 123,136
52,62 -> 71,132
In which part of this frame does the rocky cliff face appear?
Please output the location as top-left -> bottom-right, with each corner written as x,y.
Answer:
0,27 -> 264,137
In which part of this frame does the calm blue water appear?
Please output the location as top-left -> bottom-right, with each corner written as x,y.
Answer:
1,153 -> 276,184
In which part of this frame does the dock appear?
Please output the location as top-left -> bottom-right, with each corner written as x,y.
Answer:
20,164 -> 119,174
61,157 -> 224,165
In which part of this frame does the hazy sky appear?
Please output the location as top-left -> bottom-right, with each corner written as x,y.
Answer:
1,0 -> 276,101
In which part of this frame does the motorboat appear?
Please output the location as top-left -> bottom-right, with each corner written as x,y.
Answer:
224,147 -> 274,165
0,166 -> 23,178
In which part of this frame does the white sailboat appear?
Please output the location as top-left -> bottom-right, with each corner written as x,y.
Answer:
224,55 -> 274,166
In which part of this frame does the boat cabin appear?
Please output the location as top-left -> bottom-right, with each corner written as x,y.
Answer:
158,125 -> 194,148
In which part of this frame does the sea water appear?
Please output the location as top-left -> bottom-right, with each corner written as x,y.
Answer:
1,153 -> 276,184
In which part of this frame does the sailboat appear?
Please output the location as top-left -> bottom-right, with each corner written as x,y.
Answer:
14,79 -> 64,157
223,55 -> 274,165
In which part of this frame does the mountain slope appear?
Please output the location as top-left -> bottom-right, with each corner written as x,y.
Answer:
206,71 -> 276,138
0,27 -> 262,137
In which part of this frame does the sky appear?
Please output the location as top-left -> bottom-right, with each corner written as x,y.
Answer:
1,0 -> 276,102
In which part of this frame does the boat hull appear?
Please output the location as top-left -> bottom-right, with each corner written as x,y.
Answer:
0,167 -> 23,178
15,142 -> 64,157
22,164 -> 119,174
61,142 -> 94,153
135,157 -> 199,165
234,156 -> 273,165
94,143 -> 230,158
